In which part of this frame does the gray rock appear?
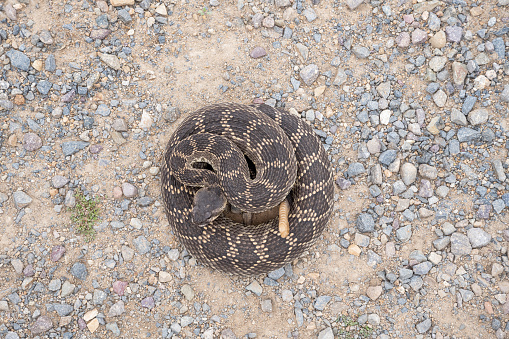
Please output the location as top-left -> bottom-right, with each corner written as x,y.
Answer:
429,56 -> 447,72
93,289 -> 107,305
376,82 -> 391,98
467,228 -> 491,248
261,299 -> 272,312
352,46 -> 370,59
333,68 -> 347,86
412,29 -> 427,44
459,288 -> 474,302
433,236 -> 450,250
451,108 -> 467,126
400,163 -> 417,185
413,261 -> 432,275
246,280 -> 263,296
37,80 -> 52,95
118,9 -> 132,23
13,191 -> 32,209
181,284 -> 195,300
275,0 -> 291,7
6,49 -> 31,71
468,108 -> 489,125
418,164 -> 438,180
268,267 -> 285,280
346,0 -> 364,10
5,332 -> 19,339
299,64 -> 319,86
52,175 -> 69,188
70,262 -> 88,280
450,233 -> 472,256
347,162 -> 365,177
133,235 -> 151,254
318,327 -> 334,339
106,322 -> 121,336
314,296 -> 331,311
53,303 -> 73,316
396,225 -> 412,242
108,301 -> 125,317
379,150 -> 397,166
61,141 -> 89,156
96,104 -> 111,117
457,128 -> 481,142
416,318 -> 432,333
433,89 -> 447,107
399,268 -> 413,281
493,37 -> 506,59
357,213 -> 375,233
99,53 -> 121,70
48,279 -> 62,291
45,54 -> 56,72
462,96 -> 477,114
302,8 -> 317,22
61,281 -> 75,298
501,85 -> 509,103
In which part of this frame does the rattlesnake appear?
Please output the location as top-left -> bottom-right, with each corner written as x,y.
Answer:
161,103 -> 333,275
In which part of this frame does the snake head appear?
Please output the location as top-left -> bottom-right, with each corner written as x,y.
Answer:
191,185 -> 227,225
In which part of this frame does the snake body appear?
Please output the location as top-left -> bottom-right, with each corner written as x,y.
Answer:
161,103 -> 333,275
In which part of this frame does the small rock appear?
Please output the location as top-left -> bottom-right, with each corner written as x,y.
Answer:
61,141 -> 89,156
23,133 -> 43,151
31,316 -> 53,335
99,53 -> 121,70
433,90 -> 447,107
416,318 -> 432,334
113,281 -> 128,296
467,108 -> 489,126
70,262 -> 88,280
121,183 -> 138,198
318,327 -> 334,339
396,32 -> 410,47
467,228 -> 491,248
346,0 -> 364,10
133,236 -> 151,254
413,261 -> 432,275
445,26 -> 462,42
352,46 -> 370,59
181,284 -> 195,301
430,31 -> 446,48
13,191 -> 32,209
108,301 -> 125,317
260,299 -> 272,312
411,29 -> 428,44
366,286 -> 383,300
451,233 -> 472,256
6,50 -> 31,71
52,176 -> 69,188
141,297 -> 155,309
299,64 -> 319,86
250,47 -> 266,59
452,62 -> 468,85
400,163 -> 417,185
314,296 -> 331,310
357,213 -> 375,233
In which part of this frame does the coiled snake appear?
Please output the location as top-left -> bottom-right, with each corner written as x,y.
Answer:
161,103 -> 333,275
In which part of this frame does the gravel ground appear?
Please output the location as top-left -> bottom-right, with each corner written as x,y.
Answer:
0,0 -> 509,338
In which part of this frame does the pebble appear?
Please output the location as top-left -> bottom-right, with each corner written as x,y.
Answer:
113,281 -> 128,296
141,297 -> 155,309
411,29 -> 427,44
445,26 -> 463,42
121,182 -> 138,198
450,233 -> 472,256
467,108 -> 489,126
346,0 -> 364,10
108,301 -> 125,317
181,284 -> 195,300
356,213 -> 375,233
250,47 -> 266,59
62,141 -> 89,156
23,133 -> 43,151
352,46 -> 370,59
416,318 -> 432,333
13,191 -> 32,209
366,286 -> 383,300
133,235 -> 151,254
31,316 -> 53,334
6,50 -> 31,71
70,262 -> 88,280
299,64 -> 319,86
260,299 -> 272,312
318,327 -> 334,339
467,228 -> 491,248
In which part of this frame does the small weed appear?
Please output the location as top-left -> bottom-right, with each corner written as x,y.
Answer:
197,6 -> 211,16
336,315 -> 374,338
70,188 -> 100,241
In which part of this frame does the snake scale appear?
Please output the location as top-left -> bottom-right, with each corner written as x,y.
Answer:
161,103 -> 333,275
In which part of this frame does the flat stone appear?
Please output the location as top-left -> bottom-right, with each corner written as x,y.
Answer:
48,279 -> 62,291
430,30 -> 446,48
250,46 -> 266,59
54,303 -> 73,317
347,162 -> 365,177
366,286 -> 383,300
413,261 -> 432,275
314,296 -> 331,310
457,127 -> 481,142
99,53 -> 121,70
376,82 -> 391,98
445,26 -> 462,42
133,236 -> 151,254
159,271 -> 172,283
70,262 -> 88,280
411,29 -> 427,44
302,8 -> 317,22
352,46 -> 370,59
467,228 -> 491,248
61,281 -> 75,298
400,162 -> 417,185
111,0 -> 134,6
52,176 -> 69,188
31,315 -> 53,335
246,280 -> 263,296
6,50 -> 31,71
23,133 -> 43,151
379,150 -> 397,166
416,318 -> 432,333
108,301 -> 125,317
181,284 -> 195,301
468,108 -> 489,126
260,299 -> 272,312
396,32 -> 410,47
396,225 -> 412,242
346,0 -> 364,10
452,62 -> 468,85
13,191 -> 32,209
429,56 -> 447,72
141,297 -> 155,309
318,327 -> 334,339
450,233 -> 472,256
11,259 -> 23,274
61,141 -> 89,156
299,64 -> 319,86
433,90 -> 447,107
451,108 -> 467,126
357,213 -> 375,233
